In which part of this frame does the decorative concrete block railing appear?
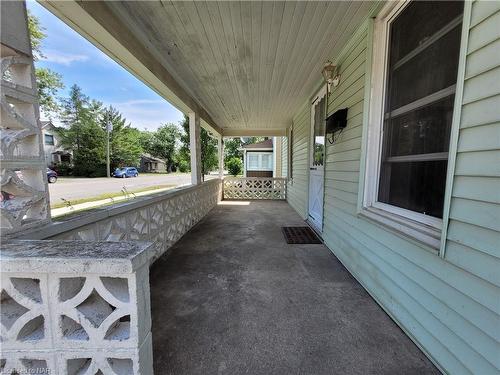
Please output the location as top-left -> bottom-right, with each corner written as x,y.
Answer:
17,179 -> 222,261
223,177 -> 287,200
1,181 -> 221,374
1,36 -> 51,235
0,240 -> 155,374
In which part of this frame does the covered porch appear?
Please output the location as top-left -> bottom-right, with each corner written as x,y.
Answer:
2,1 -> 499,374
150,200 -> 437,374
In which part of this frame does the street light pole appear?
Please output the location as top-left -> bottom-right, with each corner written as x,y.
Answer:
106,108 -> 112,178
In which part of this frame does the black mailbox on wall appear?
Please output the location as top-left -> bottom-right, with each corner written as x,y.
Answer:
326,108 -> 348,135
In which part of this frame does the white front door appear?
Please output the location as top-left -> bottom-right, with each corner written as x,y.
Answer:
308,86 -> 327,232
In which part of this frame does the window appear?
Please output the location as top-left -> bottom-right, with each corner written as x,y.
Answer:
246,152 -> 273,171
248,154 -> 259,169
312,95 -> 326,167
363,0 -> 464,247
44,134 -> 54,145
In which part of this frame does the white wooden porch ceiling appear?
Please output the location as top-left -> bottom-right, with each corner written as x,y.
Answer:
105,1 -> 374,131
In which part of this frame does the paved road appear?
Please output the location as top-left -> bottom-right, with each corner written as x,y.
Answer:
49,174 -> 192,203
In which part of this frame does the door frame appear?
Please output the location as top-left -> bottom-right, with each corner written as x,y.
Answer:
307,84 -> 328,233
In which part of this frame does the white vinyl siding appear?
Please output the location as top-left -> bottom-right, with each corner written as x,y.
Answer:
444,2 -> 500,289
286,4 -> 500,373
287,102 -> 310,219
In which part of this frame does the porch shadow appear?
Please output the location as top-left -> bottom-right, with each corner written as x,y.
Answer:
150,201 -> 438,375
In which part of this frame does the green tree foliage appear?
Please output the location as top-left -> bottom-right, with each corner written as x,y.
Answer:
27,11 -> 64,118
101,106 -> 142,172
179,115 -> 218,178
58,85 -> 107,177
223,138 -> 243,166
27,10 -> 45,60
140,124 -> 180,172
200,129 -> 218,176
226,157 -> 242,176
35,68 -> 64,118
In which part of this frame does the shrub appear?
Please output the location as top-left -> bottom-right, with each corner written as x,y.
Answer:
177,159 -> 190,173
226,157 -> 242,176
52,162 -> 73,176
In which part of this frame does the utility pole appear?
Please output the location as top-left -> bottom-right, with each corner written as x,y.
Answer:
106,107 -> 112,178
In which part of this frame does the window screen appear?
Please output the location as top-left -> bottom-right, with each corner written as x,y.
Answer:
262,154 -> 272,169
248,154 -> 259,169
378,0 -> 463,218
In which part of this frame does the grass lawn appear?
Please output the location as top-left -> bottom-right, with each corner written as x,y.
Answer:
50,184 -> 176,209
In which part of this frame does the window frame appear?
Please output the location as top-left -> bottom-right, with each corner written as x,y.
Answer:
360,1 -> 466,250
44,133 -> 55,146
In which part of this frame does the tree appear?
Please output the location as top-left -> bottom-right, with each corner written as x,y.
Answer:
27,10 -> 45,60
140,124 -> 180,172
100,106 -> 143,172
35,68 -> 64,117
27,10 -> 64,118
226,157 -> 242,176
223,138 -> 243,166
58,85 -> 106,177
179,115 -> 219,179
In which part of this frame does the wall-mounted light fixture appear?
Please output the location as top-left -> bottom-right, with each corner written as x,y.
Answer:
322,60 -> 341,91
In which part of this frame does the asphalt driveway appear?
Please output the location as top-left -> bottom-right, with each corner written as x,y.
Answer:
48,174 -> 192,203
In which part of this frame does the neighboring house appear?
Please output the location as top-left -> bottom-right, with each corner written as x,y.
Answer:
242,138 -> 283,177
41,120 -> 71,167
140,154 -> 166,173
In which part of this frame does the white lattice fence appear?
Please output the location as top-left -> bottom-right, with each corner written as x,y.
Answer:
0,241 -> 155,375
223,177 -> 287,200
45,180 -> 222,260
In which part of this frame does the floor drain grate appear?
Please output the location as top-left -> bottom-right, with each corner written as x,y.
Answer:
281,226 -> 322,244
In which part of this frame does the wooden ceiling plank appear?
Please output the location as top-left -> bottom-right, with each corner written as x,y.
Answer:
275,2 -> 322,116
239,1 -> 256,129
268,2 -> 299,127
262,1 -> 286,128
281,1 -> 351,116
295,1 -> 371,115
171,1 -> 233,126
194,1 -> 237,127
250,1 -> 263,129
191,1 -> 233,126
229,1 -> 251,127
207,1 -> 244,127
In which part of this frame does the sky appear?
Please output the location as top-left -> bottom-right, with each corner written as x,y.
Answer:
27,0 -> 184,131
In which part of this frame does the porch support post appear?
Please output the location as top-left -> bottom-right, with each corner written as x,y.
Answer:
0,1 -> 51,235
218,136 -> 224,179
189,112 -> 202,185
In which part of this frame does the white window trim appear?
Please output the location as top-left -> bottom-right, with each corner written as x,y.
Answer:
246,152 -> 273,171
360,0 -> 462,250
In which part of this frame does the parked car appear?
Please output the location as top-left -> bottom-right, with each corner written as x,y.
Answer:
113,167 -> 139,178
47,168 -> 57,183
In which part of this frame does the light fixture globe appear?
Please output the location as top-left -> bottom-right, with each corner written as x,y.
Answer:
322,60 -> 341,89
322,60 -> 337,84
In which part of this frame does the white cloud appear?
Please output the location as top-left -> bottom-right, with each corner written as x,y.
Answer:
110,99 -> 184,131
42,50 -> 89,66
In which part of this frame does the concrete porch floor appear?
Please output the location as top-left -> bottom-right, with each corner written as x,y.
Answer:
150,201 -> 438,375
